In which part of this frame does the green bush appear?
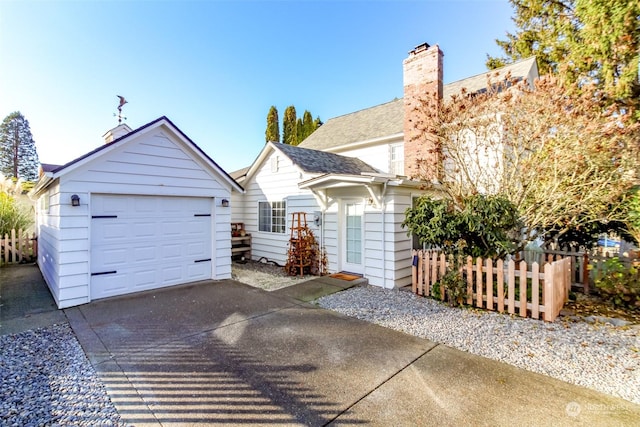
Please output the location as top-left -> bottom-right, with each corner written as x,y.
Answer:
594,258 -> 640,311
437,269 -> 467,307
0,192 -> 32,236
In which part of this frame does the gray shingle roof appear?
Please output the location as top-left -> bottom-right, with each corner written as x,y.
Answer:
274,142 -> 380,175
299,57 -> 538,152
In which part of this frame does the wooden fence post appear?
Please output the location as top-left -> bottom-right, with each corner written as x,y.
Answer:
476,257 -> 483,308
466,256 -> 473,305
496,259 -> 504,313
582,252 -> 590,295
519,260 -> 527,317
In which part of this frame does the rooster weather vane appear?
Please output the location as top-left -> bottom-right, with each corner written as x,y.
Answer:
115,95 -> 128,124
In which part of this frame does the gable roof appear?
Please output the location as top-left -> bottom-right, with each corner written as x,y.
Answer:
31,116 -> 243,196
241,141 -> 380,185
274,142 -> 379,175
299,57 -> 538,152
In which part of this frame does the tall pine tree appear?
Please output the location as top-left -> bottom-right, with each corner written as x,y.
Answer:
265,105 -> 323,145
282,105 -> 298,145
0,112 -> 39,181
265,106 -> 280,143
487,0 -> 639,113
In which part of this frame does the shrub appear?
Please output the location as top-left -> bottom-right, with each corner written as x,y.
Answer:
437,269 -> 467,307
594,258 -> 640,311
0,192 -> 32,236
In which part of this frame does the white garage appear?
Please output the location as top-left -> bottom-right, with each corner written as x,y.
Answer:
30,117 -> 243,309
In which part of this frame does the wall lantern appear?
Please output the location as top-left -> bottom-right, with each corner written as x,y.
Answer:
221,198 -> 229,207
71,194 -> 80,207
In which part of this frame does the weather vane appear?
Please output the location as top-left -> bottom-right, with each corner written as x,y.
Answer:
115,95 -> 128,124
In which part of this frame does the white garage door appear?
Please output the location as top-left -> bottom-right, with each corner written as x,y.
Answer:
90,194 -> 213,300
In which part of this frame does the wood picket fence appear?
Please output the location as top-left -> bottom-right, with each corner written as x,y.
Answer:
412,250 -> 571,322
1,229 -> 37,265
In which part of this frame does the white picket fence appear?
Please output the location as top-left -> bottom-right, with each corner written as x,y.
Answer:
1,229 -> 37,265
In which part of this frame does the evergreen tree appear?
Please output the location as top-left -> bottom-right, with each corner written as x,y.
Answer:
0,112 -> 39,181
487,0 -> 640,113
265,106 -> 280,143
301,110 -> 315,141
296,117 -> 304,144
282,105 -> 298,145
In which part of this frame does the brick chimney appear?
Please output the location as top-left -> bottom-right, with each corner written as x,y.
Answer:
102,123 -> 132,144
403,42 -> 443,180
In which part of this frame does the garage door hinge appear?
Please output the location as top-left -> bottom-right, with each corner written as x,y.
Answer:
194,259 -> 211,263
91,270 -> 117,276
92,215 -> 118,219
194,214 -> 211,217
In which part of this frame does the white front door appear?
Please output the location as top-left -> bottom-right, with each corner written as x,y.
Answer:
90,194 -> 213,300
342,201 -> 364,274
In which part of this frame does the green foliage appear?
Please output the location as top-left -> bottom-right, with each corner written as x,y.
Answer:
623,186 -> 640,245
0,192 -> 32,236
488,0 -> 640,115
594,258 -> 640,310
267,106 -> 322,145
402,194 -> 521,258
282,105 -> 298,145
265,106 -> 280,143
437,268 -> 467,307
0,111 -> 40,181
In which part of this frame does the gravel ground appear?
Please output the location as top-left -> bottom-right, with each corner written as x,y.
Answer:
232,260 -> 314,291
0,323 -> 126,426
316,285 -> 640,405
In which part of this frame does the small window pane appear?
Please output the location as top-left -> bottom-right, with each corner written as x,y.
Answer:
258,200 -> 287,233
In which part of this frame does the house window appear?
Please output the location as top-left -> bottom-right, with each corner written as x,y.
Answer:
389,143 -> 404,175
258,201 -> 287,233
40,192 -> 50,214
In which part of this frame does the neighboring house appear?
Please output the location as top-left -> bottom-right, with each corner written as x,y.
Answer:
232,43 -> 538,289
29,116 -> 243,309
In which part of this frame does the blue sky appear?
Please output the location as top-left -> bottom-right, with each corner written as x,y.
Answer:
0,0 -> 515,173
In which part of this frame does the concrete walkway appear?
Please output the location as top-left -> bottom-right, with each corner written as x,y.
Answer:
0,263 -> 66,335
2,265 -> 639,425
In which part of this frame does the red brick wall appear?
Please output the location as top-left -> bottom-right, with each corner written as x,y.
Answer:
402,43 -> 443,180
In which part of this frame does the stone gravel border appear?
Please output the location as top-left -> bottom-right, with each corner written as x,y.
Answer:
0,323 -> 126,426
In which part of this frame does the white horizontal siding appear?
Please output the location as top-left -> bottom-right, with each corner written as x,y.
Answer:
240,150 -> 317,264
338,142 -> 397,174
35,127 -> 234,308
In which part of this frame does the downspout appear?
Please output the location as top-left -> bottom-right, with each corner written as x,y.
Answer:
380,181 -> 389,288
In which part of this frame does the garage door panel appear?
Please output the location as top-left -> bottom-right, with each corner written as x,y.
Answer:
133,221 -> 156,238
93,222 -> 128,241
133,269 -> 157,288
91,194 -> 213,300
92,272 -> 129,296
188,261 -> 211,278
162,220 -> 183,237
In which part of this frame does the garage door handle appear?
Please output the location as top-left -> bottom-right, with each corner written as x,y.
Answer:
91,270 -> 117,276
92,215 -> 118,219
194,259 -> 211,263
194,214 -> 211,217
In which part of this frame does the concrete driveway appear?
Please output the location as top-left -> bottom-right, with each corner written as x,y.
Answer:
60,276 -> 640,426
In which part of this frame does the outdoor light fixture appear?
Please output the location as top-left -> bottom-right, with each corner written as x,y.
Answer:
221,199 -> 229,207
71,194 -> 80,207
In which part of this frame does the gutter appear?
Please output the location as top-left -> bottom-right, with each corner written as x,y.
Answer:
28,173 -> 54,200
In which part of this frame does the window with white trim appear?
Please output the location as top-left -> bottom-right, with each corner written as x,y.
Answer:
258,201 -> 287,233
389,143 -> 404,175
